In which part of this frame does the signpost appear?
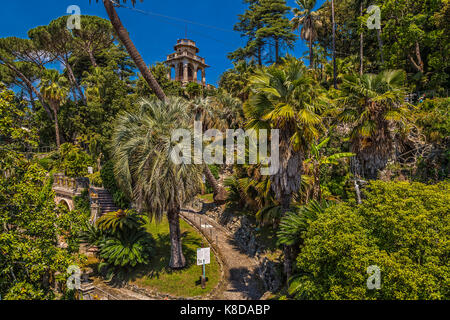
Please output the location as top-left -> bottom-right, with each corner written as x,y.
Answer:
197,247 -> 211,289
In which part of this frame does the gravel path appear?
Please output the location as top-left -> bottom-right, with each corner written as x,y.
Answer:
181,207 -> 264,300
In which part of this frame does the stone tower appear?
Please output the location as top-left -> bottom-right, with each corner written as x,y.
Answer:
165,39 -> 209,87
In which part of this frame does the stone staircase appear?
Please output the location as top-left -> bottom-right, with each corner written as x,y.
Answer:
90,187 -> 119,217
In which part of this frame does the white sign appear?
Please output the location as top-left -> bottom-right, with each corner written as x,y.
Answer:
88,167 -> 93,174
197,248 -> 211,266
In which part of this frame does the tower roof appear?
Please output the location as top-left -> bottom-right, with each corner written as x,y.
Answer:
174,39 -> 199,53
165,38 -> 209,68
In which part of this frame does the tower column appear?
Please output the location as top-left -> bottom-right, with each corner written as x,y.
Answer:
183,62 -> 188,84
193,65 -> 198,84
202,68 -> 206,86
167,65 -> 172,80
174,62 -> 179,81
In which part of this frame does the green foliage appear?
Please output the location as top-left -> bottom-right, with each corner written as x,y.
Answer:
184,82 -> 202,99
87,171 -> 103,188
290,181 -> 450,300
3,282 -> 45,300
81,210 -> 154,281
56,143 -> 93,177
97,209 -> 146,233
0,83 -> 37,148
414,98 -> 450,145
98,230 -> 153,270
73,189 -> 91,214
0,151 -> 82,299
219,61 -> 255,101
136,62 -> 183,98
205,164 -> 220,194
338,69 -> 409,178
229,0 -> 296,64
277,200 -> 334,246
100,160 -> 130,208
112,97 -> 202,218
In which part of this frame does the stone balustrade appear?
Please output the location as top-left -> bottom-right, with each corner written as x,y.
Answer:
167,51 -> 205,64
53,174 -> 89,193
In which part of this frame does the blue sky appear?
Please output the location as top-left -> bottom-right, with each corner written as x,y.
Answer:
0,0 -> 326,85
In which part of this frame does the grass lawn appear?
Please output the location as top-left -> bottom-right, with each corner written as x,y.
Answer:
197,193 -> 214,203
130,217 -> 221,297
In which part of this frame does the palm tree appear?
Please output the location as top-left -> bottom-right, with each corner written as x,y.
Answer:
219,60 -> 256,101
39,70 -> 69,148
245,57 -> 325,279
211,92 -> 245,130
339,70 -> 409,179
359,0 -> 365,75
331,0 -> 337,89
92,0 -> 166,102
188,97 -> 229,203
112,97 -> 202,269
291,0 -> 322,68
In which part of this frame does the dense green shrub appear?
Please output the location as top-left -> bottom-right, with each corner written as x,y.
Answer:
73,189 -> 91,214
414,98 -> 450,145
80,210 -> 154,281
4,282 -> 46,300
56,143 -> 93,177
412,98 -> 450,182
100,160 -> 130,208
290,181 -> 450,300
37,157 -> 54,171
87,171 -> 103,188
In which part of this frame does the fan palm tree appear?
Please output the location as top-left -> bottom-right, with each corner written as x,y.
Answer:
219,61 -> 256,101
91,0 -> 166,102
291,0 -> 322,68
339,70 -> 409,179
39,69 -> 69,148
245,57 -> 325,210
245,57 -> 325,279
112,97 -> 202,269
211,92 -> 245,130
277,199 -> 333,247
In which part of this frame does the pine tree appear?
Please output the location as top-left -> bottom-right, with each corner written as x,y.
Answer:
229,0 -> 296,65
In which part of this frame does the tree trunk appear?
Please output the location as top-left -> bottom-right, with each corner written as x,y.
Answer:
64,60 -> 86,105
52,106 -> 61,149
204,165 -> 228,204
376,29 -> 384,65
275,38 -> 280,63
270,130 -> 303,204
26,86 -> 36,111
167,207 -> 186,269
309,36 -> 313,69
103,0 -> 167,102
88,50 -> 98,68
331,0 -> 337,89
360,2 -> 364,76
257,45 -> 262,66
312,164 -> 321,201
353,120 -> 393,179
408,42 -> 424,73
270,130 -> 303,285
4,61 -> 53,120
